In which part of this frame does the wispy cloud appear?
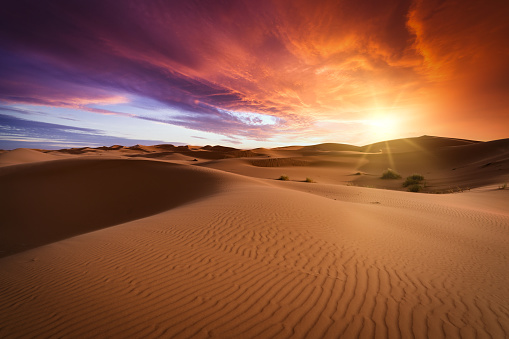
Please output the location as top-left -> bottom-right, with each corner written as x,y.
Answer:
0,0 -> 507,144
0,113 -> 172,149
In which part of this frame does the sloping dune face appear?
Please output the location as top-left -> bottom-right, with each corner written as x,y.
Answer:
0,148 -> 59,166
0,158 -> 224,256
0,156 -> 508,338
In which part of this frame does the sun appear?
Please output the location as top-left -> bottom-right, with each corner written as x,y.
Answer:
366,116 -> 400,141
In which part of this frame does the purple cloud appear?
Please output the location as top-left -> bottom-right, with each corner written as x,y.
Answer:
1,0 -> 507,144
0,113 -> 172,150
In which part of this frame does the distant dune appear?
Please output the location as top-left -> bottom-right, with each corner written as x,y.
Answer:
361,135 -> 480,153
0,148 -> 60,166
1,136 -> 508,338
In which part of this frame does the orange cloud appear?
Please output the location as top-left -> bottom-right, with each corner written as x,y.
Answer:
1,0 -> 507,144
406,0 -> 509,139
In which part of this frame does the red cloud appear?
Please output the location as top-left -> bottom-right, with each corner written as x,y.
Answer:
0,0 -> 507,142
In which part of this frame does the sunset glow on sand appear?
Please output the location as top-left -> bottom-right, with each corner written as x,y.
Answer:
1,0 -> 508,149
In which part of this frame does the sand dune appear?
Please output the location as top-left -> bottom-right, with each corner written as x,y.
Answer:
353,138 -> 509,191
249,158 -> 313,167
0,158 -> 226,256
128,151 -> 197,161
361,135 -> 480,153
0,148 -> 61,166
0,137 -> 508,338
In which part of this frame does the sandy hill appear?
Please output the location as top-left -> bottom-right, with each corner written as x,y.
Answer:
0,158 -> 230,256
352,138 -> 509,191
361,135 -> 480,153
0,136 -> 508,338
97,145 -> 125,150
0,148 -> 60,166
201,145 -> 239,152
273,143 -> 361,152
4,137 -> 509,192
300,143 -> 362,152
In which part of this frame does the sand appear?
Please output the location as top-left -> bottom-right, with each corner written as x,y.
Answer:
1,136 -> 508,338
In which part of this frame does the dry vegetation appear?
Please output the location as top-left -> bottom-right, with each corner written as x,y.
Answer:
381,168 -> 401,179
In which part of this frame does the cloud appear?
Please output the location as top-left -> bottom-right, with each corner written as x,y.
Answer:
406,0 -> 509,137
0,113 -> 172,150
0,0 -> 507,143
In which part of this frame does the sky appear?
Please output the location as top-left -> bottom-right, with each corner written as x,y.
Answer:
1,0 -> 508,149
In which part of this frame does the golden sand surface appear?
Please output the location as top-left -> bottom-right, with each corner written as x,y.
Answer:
1,137 -> 508,338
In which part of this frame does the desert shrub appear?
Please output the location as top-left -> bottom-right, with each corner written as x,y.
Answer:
408,184 -> 423,192
381,168 -> 401,179
278,175 -> 290,181
305,177 -> 315,183
499,183 -> 507,190
403,174 -> 425,187
408,174 -> 424,181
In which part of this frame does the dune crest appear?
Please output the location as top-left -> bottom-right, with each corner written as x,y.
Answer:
0,158 -> 238,256
0,148 -> 59,166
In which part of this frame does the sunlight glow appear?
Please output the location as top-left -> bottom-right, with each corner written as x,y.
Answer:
365,116 -> 400,141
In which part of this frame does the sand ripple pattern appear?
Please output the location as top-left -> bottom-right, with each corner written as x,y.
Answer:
1,181 -> 508,338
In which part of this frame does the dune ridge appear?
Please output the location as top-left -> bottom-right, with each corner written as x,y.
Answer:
0,157 -> 232,256
0,148 -> 61,166
0,136 -> 508,338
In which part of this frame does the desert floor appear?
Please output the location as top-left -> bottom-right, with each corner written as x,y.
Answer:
1,136 -> 508,338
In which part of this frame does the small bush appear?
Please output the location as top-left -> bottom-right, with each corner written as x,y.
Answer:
408,174 -> 424,181
403,174 -> 425,187
499,183 -> 507,190
408,184 -> 423,192
305,177 -> 315,183
278,175 -> 290,181
381,168 -> 401,179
